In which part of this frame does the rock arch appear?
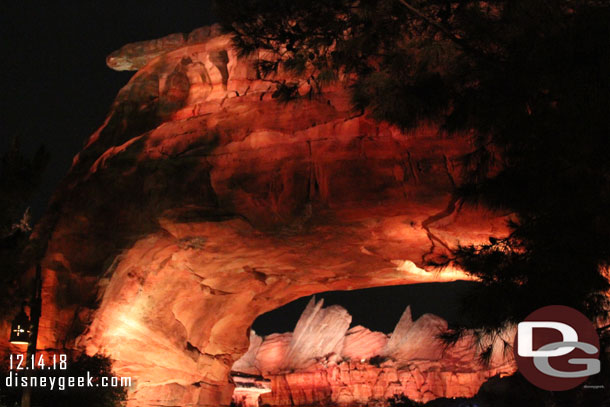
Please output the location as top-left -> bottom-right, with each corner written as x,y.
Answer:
31,27 -> 507,406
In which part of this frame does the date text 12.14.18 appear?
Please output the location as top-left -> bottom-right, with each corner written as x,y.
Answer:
9,354 -> 67,370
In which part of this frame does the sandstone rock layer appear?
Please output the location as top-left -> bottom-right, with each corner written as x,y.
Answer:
19,25 -> 509,406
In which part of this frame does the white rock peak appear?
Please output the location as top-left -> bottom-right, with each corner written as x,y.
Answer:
281,296 -> 352,370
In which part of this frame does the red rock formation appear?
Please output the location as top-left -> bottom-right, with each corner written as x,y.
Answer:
231,373 -> 271,407
342,326 -> 388,362
233,301 -> 515,406
256,333 -> 293,376
260,359 -> 515,406
11,25 -> 511,406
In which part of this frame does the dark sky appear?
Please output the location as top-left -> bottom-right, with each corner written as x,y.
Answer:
253,281 -> 477,335
1,1 -> 215,218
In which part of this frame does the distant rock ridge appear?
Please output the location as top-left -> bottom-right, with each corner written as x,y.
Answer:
232,298 -> 516,406
106,25 -> 225,71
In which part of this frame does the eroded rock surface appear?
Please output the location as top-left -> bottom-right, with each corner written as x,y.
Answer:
232,302 -> 515,406
383,306 -> 447,362
342,326 -> 388,362
232,331 -> 264,376
14,25 -> 510,407
282,297 -> 351,371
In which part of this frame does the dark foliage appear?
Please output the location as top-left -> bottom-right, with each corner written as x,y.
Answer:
388,394 -> 423,407
0,139 -> 48,236
0,353 -> 126,407
216,0 -> 610,342
0,139 -> 48,315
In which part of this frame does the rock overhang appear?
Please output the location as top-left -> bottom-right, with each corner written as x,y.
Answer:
25,25 -> 510,407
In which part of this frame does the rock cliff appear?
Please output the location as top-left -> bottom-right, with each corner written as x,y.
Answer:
13,24 -> 510,406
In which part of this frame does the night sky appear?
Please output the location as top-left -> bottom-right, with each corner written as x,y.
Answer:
253,281 -> 476,336
1,1 -> 215,219
1,2 -> 472,334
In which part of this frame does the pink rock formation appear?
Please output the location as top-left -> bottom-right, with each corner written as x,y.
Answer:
6,25 -> 512,407
384,306 -> 448,362
281,297 -> 351,370
341,326 -> 388,361
233,302 -> 515,406
232,331 -> 263,376
256,333 -> 293,376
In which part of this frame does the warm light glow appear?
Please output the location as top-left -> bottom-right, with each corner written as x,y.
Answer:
10,324 -> 29,345
393,260 -> 475,282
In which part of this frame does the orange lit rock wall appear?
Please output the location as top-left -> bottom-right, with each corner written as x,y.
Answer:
25,25 -> 509,406
261,361 -> 512,406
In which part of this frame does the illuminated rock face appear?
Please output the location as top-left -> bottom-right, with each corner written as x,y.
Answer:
383,306 -> 447,362
233,301 -> 515,406
281,298 -> 352,371
260,359 -> 514,406
28,25 -> 510,407
342,326 -> 388,362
